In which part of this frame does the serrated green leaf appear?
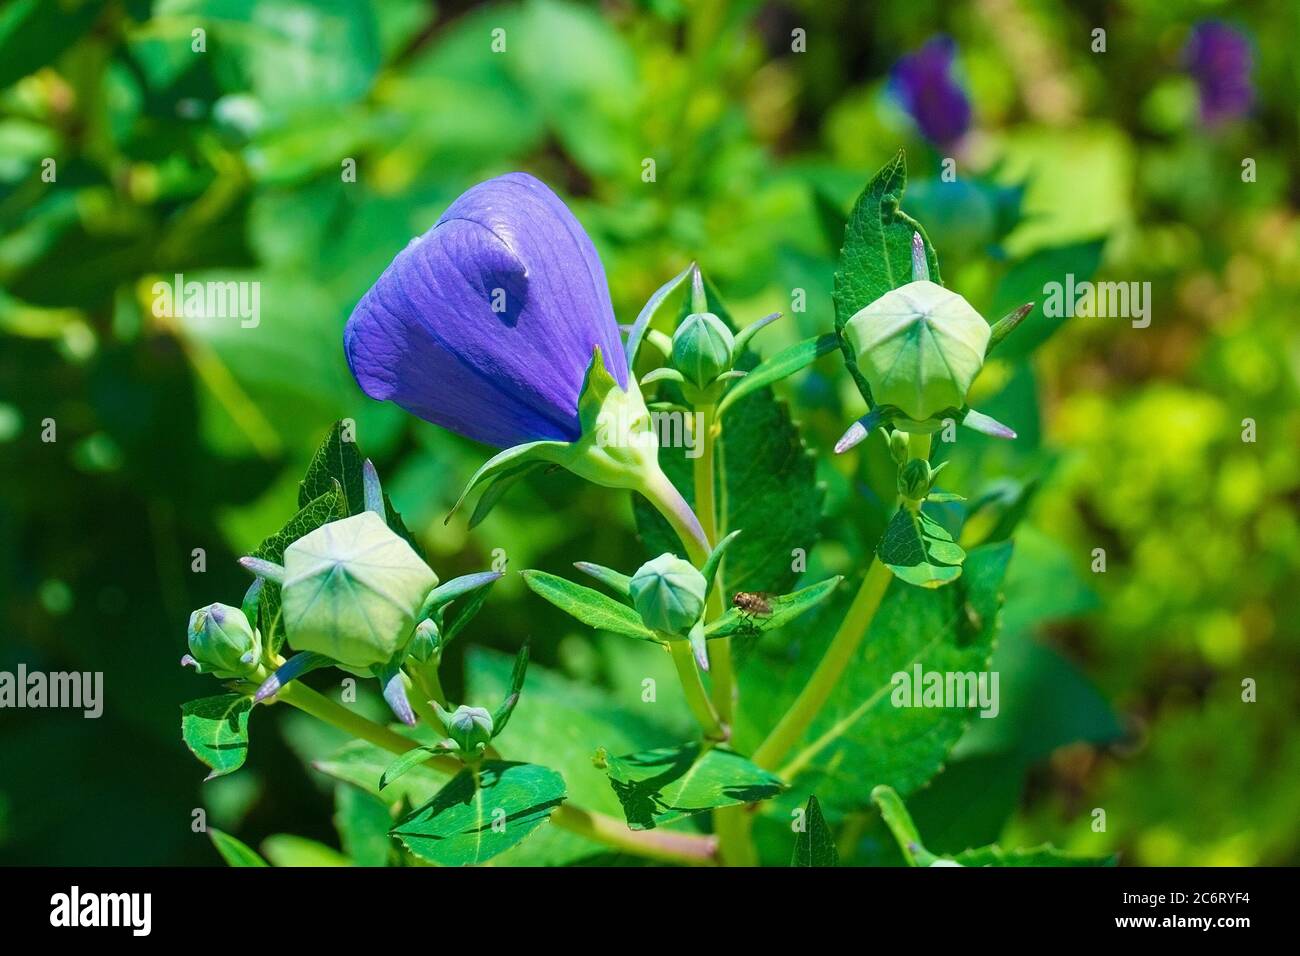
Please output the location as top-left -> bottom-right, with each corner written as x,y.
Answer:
299,421 -> 365,514
208,827 -> 268,867
521,569 -> 660,642
739,543 -> 1011,814
878,508 -> 965,588
603,742 -> 785,830
181,695 -> 252,779
791,795 -> 838,866
391,761 -> 566,866
832,150 -> 941,403
634,386 -> 822,597
334,784 -> 393,867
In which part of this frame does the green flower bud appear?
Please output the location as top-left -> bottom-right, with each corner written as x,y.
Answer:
888,430 -> 910,465
629,553 -> 707,636
439,703 -> 494,755
844,280 -> 990,422
408,618 -> 439,664
185,603 -> 261,678
281,511 -> 438,669
672,311 -> 735,388
898,458 -> 933,501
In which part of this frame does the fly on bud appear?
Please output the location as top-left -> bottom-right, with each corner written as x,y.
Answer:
183,603 -> 261,679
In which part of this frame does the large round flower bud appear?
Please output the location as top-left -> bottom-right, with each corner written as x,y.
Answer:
844,280 -> 989,422
281,512 -> 438,669
440,704 -> 494,755
186,603 -> 261,678
672,311 -> 735,389
629,553 -> 707,636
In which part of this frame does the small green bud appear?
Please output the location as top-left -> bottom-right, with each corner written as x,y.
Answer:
672,311 -> 735,388
408,618 -> 439,663
898,458 -> 933,501
185,603 -> 261,678
438,703 -> 494,755
281,512 -> 438,669
629,553 -> 707,636
844,280 -> 990,422
888,430 -> 910,465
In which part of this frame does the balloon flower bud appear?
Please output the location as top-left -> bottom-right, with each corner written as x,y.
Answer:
281,511 -> 438,669
629,553 -> 708,636
844,280 -> 990,425
438,703 -> 494,755
672,311 -> 735,389
408,618 -> 440,664
185,603 -> 261,678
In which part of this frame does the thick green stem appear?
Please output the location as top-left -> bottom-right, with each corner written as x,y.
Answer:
750,556 -> 893,769
693,403 -> 734,721
669,639 -> 726,740
274,682 -> 717,866
641,467 -> 710,565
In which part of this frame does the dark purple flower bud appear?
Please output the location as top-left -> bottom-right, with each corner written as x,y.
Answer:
1185,21 -> 1253,127
890,36 -> 971,149
344,173 -> 628,448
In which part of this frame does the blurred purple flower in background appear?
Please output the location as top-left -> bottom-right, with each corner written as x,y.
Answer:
890,36 -> 971,149
344,173 -> 628,448
1185,21 -> 1254,126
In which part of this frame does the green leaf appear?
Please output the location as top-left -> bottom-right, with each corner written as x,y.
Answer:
380,745 -> 451,792
717,332 -> 839,417
635,385 -> 822,597
299,421 -> 365,514
791,796 -> 838,867
261,834 -> 350,867
252,484 -> 348,653
466,648 -> 683,865
625,261 -> 695,369
602,742 -> 785,830
877,508 -> 965,588
573,561 -> 633,597
334,784 -> 393,867
832,150 -> 941,403
391,761 -> 567,866
208,827 -> 268,867
313,737 -> 450,808
520,569 -> 659,642
181,695 -> 253,780
873,784 -> 1114,867
705,576 -> 843,639
738,543 -> 1012,814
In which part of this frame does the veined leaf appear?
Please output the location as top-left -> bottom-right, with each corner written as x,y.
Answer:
791,795 -> 838,867
181,695 -> 252,780
391,761 -> 566,866
521,569 -> 659,642
717,332 -> 839,417
878,508 -> 965,589
602,742 -> 784,830
832,150 -> 942,404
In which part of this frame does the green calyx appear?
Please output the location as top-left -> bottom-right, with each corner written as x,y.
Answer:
184,603 -> 261,679
434,702 -> 494,756
280,511 -> 438,669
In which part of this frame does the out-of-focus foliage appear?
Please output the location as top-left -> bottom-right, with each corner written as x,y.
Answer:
1,0 -> 1296,864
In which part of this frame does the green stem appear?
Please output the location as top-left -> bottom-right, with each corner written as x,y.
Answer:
668,639 -> 726,740
275,682 -> 718,866
693,403 -> 734,722
641,466 -> 710,565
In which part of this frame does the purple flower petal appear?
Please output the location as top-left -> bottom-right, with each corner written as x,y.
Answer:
345,173 -> 628,447
1185,21 -> 1253,127
890,36 -> 971,149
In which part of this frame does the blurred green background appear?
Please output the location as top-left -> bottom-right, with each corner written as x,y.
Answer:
1,0 -> 1297,865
